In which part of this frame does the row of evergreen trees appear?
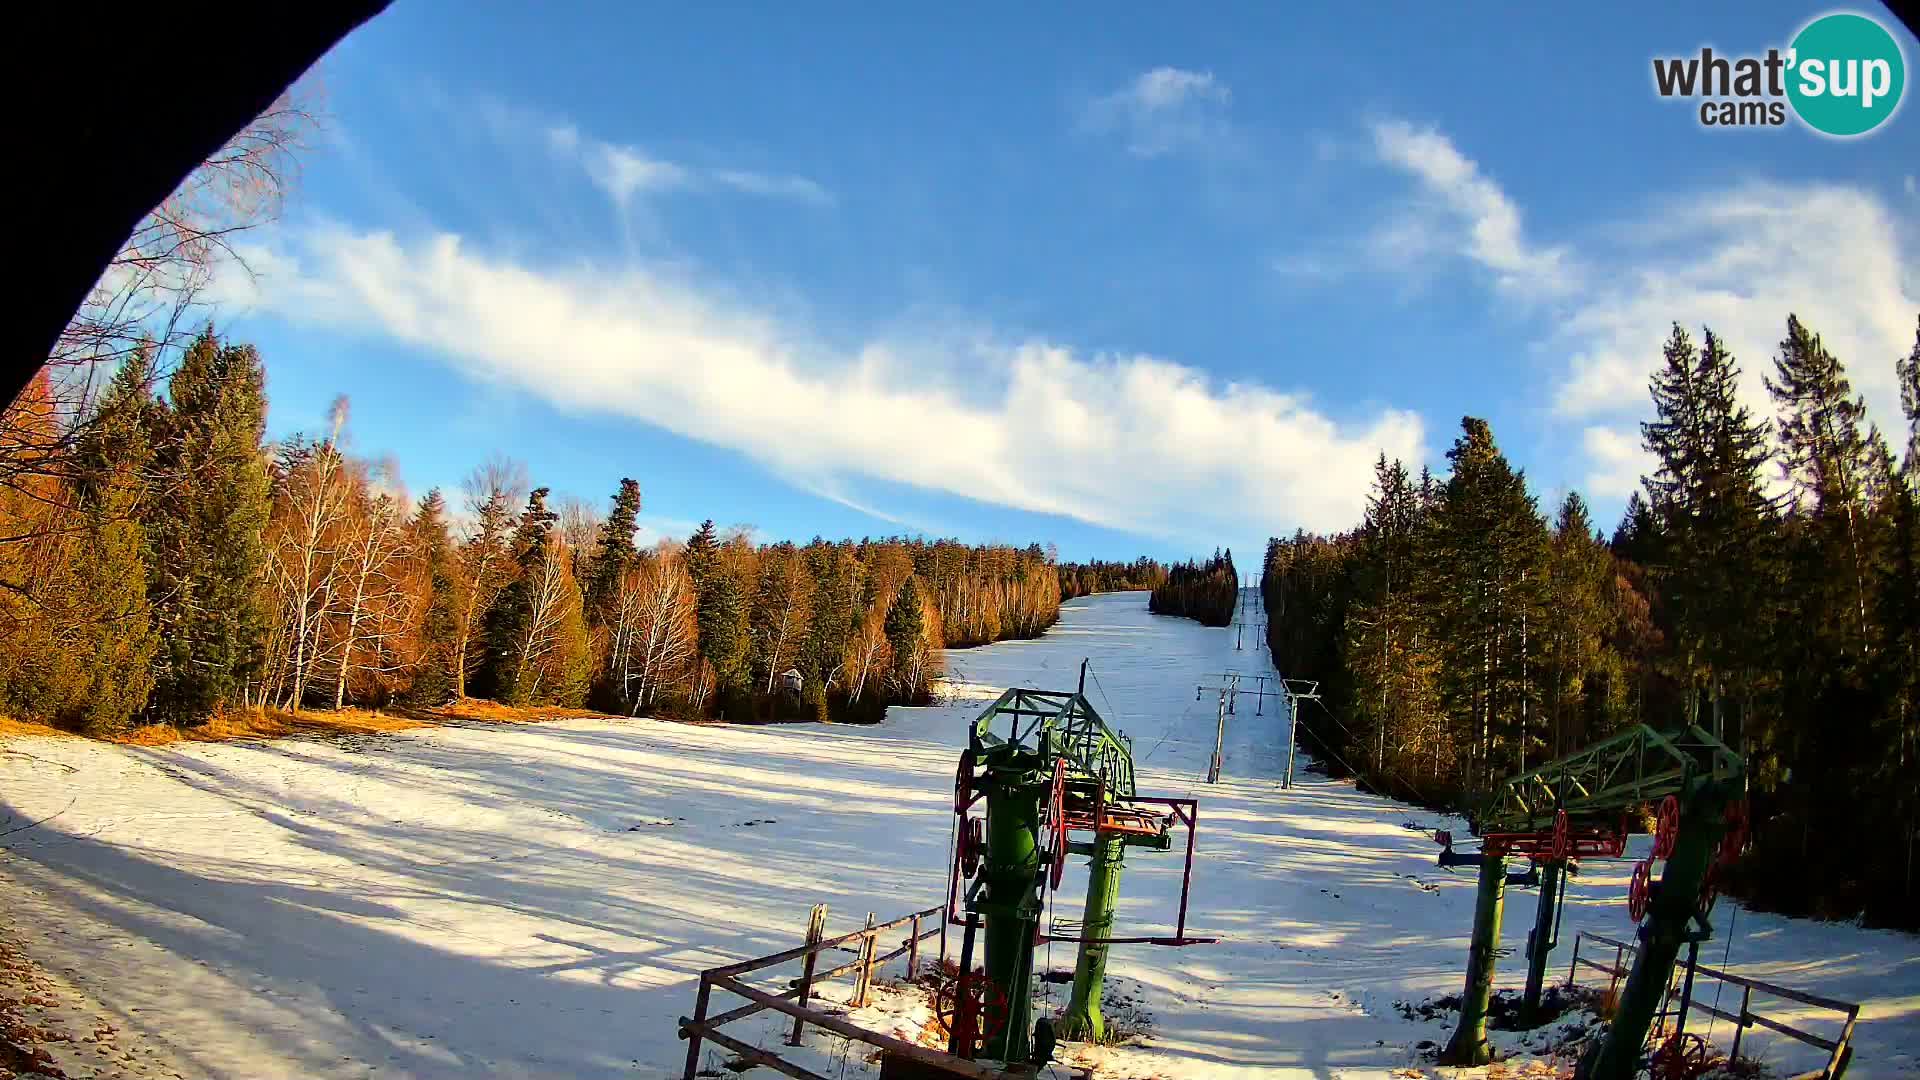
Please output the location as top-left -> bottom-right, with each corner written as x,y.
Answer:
1148,550 -> 1239,626
1262,315 -> 1919,928
1056,557 -> 1170,601
0,329 -> 1067,733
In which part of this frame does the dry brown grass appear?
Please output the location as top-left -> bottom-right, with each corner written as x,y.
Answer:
0,716 -> 71,740
115,708 -> 427,747
432,698 -> 611,724
4,699 -> 622,750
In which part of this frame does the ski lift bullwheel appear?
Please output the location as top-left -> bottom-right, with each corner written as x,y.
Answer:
1696,862 -> 1721,918
958,815 -> 984,879
935,972 -> 1009,1058
1719,798 -> 1749,864
1628,858 -> 1654,922
1043,758 -> 1069,890
1650,1031 -> 1711,1080
954,748 -> 977,814
1653,795 -> 1681,859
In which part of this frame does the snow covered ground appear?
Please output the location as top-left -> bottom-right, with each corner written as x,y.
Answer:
2,591 -> 1916,1078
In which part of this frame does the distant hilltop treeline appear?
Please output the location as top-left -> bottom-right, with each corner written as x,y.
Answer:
1148,549 -> 1238,627
1055,557 -> 1170,600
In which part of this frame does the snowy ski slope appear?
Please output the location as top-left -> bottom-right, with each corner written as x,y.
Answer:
1,591 -> 1914,1078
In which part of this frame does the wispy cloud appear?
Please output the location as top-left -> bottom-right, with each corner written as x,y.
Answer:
245,224 -> 1422,543
1353,119 -> 1918,499
1082,67 -> 1233,158
545,122 -> 832,208
1369,119 -> 1578,297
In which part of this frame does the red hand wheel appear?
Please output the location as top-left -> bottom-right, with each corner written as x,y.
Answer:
1650,1032 -> 1710,1080
1652,795 -> 1681,859
1628,858 -> 1653,922
1551,809 -> 1572,861
935,972 -> 1009,1057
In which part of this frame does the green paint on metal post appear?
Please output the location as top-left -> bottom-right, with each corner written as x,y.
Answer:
1058,832 -> 1126,1041
1577,795 -> 1726,1080
1442,851 -> 1508,1066
981,756 -> 1041,1063
1521,859 -> 1564,1025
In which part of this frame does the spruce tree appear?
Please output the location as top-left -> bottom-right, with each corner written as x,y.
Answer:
406,490 -> 462,705
885,575 -> 929,701
583,478 -> 641,621
1899,316 -> 1920,477
144,329 -> 273,723
1767,315 -> 1875,652
479,487 -> 556,702
684,520 -> 749,711
1641,324 -> 1776,722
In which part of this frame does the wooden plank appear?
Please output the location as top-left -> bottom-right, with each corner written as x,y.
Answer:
788,904 -> 829,1046
712,975 -> 1009,1080
1582,932 -> 1635,952
1691,964 -> 1861,1015
683,1021 -> 831,1080
699,983 -> 803,1030
1745,1010 -> 1839,1052
714,905 -> 941,979
1575,956 -> 1628,979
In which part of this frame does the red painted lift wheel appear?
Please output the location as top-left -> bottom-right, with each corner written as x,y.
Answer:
1719,799 -> 1749,864
954,749 -> 976,814
1551,810 -> 1571,861
959,815 -> 984,879
1653,795 -> 1681,860
1046,759 -> 1069,890
935,972 -> 1009,1057
1628,858 -> 1653,922
1697,863 -> 1721,918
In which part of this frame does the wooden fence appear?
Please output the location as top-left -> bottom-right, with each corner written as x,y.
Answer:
1566,931 -> 1859,1080
680,902 -> 1018,1080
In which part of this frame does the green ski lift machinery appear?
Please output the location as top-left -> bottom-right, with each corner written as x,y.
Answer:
1432,723 -> 1747,1080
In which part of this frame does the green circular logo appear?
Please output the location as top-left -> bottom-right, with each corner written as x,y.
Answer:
1787,13 -> 1906,136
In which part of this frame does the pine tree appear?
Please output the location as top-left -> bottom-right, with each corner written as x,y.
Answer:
144,329 -> 273,723
1898,316 -> 1919,477
1641,324 -> 1776,727
1423,417 -> 1548,785
1767,315 -> 1875,652
583,478 -> 641,622
684,519 -> 749,712
479,488 -> 556,702
885,575 -> 930,702
405,490 -> 462,705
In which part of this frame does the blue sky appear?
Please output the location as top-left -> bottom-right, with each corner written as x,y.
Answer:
220,2 -> 1920,566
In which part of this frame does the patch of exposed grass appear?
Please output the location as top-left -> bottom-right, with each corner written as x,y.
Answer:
115,708 -> 426,747
0,716 -> 70,740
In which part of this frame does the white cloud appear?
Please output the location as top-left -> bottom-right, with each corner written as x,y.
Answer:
546,124 -> 830,208
1369,120 -> 1577,297
1083,67 -> 1233,158
249,224 -> 1423,543
1359,119 -> 1917,499
1906,174 -> 1917,198
1580,425 -> 1653,500
1553,183 -> 1919,445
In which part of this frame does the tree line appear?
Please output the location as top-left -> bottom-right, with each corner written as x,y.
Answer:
1149,550 -> 1239,626
1261,314 -> 1920,928
0,329 -> 1070,734
1055,557 -> 1170,601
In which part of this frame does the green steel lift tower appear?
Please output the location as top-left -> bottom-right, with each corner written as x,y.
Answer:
943,666 -> 1208,1064
1433,724 -> 1746,1080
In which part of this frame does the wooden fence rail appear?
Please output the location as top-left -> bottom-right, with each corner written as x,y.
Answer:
681,902 -> 983,1080
1566,931 -> 1859,1080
